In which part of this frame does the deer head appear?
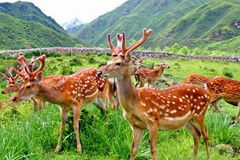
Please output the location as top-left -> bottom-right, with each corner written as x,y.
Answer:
156,61 -> 170,69
1,67 -> 20,94
12,55 -> 46,102
97,29 -> 152,78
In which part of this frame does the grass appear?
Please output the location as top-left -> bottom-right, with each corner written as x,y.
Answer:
0,52 -> 239,160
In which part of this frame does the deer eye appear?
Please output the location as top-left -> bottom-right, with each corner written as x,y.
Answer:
26,85 -> 31,89
115,62 -> 121,66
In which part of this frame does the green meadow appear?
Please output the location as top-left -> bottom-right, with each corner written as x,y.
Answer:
0,52 -> 239,160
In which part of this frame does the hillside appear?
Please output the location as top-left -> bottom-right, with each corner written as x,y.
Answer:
0,1 -> 83,50
76,0 -> 240,52
152,0 -> 240,49
0,1 -> 65,34
205,36 -> 240,52
76,0 -> 212,47
0,13 -> 80,49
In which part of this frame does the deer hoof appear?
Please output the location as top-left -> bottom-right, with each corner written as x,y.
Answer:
54,145 -> 61,153
77,145 -> 82,153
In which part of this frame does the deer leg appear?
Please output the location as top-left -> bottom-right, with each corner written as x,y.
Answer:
107,88 -> 116,110
55,108 -> 68,152
31,98 -> 38,111
115,91 -> 121,111
237,102 -> 240,121
73,106 -> 82,152
193,117 -> 210,158
186,122 -> 201,155
130,126 -> 143,160
148,125 -> 158,160
211,100 -> 221,113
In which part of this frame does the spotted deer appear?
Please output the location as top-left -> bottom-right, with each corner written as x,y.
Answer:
97,29 -> 211,160
206,77 -> 240,121
1,65 -> 45,111
134,61 -> 169,87
1,67 -> 21,94
12,54 -> 115,152
182,74 -> 239,113
182,74 -> 209,87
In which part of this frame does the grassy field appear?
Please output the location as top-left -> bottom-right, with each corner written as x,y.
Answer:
0,52 -> 239,160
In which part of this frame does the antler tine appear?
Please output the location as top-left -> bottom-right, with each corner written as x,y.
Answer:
12,67 -> 28,80
31,54 -> 46,78
121,32 -> 126,54
7,67 -> 14,78
107,33 -> 117,55
126,29 -> 152,54
8,67 -> 19,81
1,72 -> 9,80
17,55 -> 28,67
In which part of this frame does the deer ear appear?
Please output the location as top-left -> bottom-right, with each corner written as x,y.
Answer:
35,72 -> 43,82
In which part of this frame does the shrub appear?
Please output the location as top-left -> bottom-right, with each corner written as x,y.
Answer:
170,43 -> 181,53
69,57 -> 83,66
88,57 -> 97,64
223,67 -> 233,78
223,71 -> 233,78
61,65 -> 74,75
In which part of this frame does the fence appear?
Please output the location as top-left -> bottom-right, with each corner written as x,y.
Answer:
0,47 -> 240,63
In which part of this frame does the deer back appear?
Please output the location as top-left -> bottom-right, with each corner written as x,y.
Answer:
134,84 -> 210,127
54,68 -> 106,104
206,77 -> 240,101
182,74 -> 209,86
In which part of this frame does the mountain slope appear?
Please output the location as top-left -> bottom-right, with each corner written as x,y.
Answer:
0,13 -> 80,50
76,0 -> 212,47
76,0 -> 240,51
0,1 -> 84,50
152,0 -> 240,48
0,1 -> 65,34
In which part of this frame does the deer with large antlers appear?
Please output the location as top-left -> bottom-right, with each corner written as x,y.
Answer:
134,61 -> 169,87
1,67 -> 20,94
1,65 -> 45,111
15,55 -> 117,111
206,77 -> 240,121
12,54 -> 116,152
97,29 -> 211,159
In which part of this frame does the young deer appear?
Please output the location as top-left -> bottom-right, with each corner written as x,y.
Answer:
12,54 -> 116,152
206,77 -> 240,121
97,29 -> 211,159
134,61 -> 169,87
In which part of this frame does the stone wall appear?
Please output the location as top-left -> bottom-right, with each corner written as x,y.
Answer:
1,47 -> 240,63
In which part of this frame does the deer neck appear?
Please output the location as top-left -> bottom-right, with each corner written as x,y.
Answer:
38,81 -> 64,104
157,66 -> 165,76
115,75 -> 137,111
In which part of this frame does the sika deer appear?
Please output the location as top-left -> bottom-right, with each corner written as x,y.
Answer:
1,65 -> 45,111
97,29 -> 211,159
206,77 -> 240,121
134,61 -> 169,87
12,55 -> 113,152
182,74 -> 239,113
1,67 -> 21,94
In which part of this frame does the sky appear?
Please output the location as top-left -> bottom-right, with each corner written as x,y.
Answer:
0,0 -> 128,24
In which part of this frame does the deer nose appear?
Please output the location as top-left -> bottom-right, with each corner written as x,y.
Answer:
97,71 -> 102,77
1,91 -> 5,94
12,97 -> 17,102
